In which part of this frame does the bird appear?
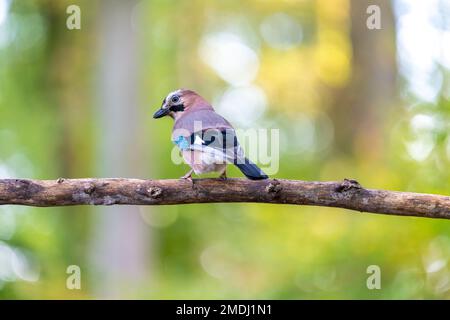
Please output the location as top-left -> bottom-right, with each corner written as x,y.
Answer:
153,89 -> 268,180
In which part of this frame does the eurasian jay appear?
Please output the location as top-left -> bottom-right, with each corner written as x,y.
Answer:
153,89 -> 268,180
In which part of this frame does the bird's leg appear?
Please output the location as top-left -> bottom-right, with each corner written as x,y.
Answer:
181,169 -> 194,180
219,168 -> 227,180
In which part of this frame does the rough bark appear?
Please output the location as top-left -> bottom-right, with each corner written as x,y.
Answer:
1,178 -> 449,219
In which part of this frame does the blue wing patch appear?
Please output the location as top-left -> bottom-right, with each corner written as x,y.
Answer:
173,136 -> 190,151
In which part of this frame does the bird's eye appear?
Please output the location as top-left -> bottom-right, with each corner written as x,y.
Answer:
171,95 -> 180,103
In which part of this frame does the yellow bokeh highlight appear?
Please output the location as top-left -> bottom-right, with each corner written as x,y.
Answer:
314,29 -> 351,87
315,0 -> 351,87
258,48 -> 321,114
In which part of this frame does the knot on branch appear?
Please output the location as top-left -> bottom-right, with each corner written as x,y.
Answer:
335,179 -> 362,193
266,180 -> 282,197
148,187 -> 162,198
136,185 -> 163,199
83,183 -> 96,195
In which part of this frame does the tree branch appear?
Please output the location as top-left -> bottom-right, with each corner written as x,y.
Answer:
0,178 -> 449,219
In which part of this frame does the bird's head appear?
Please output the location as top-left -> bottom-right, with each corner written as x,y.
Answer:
153,89 -> 212,120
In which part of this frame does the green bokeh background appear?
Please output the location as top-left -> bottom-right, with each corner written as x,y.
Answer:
0,0 -> 449,299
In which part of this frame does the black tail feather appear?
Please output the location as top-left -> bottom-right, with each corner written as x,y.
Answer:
235,158 -> 268,180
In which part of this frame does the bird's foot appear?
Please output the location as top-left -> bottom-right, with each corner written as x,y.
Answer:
219,170 -> 227,180
181,169 -> 193,181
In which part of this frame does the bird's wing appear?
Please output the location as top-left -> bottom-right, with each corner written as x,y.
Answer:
171,109 -> 244,163
174,128 -> 245,164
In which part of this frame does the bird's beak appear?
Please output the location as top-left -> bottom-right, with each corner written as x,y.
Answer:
153,107 -> 170,119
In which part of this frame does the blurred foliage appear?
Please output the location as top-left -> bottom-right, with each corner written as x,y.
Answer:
0,0 -> 449,299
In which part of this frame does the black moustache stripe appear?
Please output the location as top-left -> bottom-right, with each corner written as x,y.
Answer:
170,104 -> 185,112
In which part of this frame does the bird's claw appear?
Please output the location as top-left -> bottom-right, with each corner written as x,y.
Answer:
181,176 -> 193,182
181,170 -> 193,181
219,170 -> 227,180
